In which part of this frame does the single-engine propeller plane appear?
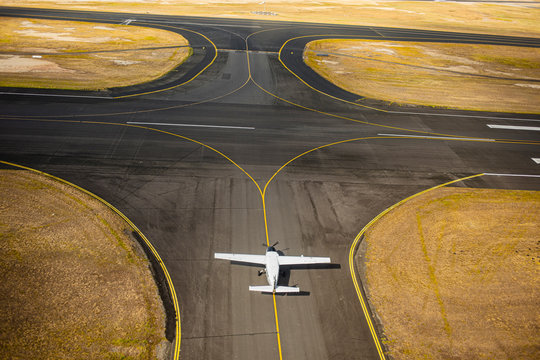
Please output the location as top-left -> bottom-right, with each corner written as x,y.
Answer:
214,242 -> 331,293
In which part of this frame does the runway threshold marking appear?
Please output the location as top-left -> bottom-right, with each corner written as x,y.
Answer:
0,160 -> 183,360
487,124 -> 540,131
126,121 -> 255,130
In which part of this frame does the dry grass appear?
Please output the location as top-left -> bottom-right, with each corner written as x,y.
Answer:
0,170 -> 168,359
0,17 -> 191,90
362,187 -> 540,360
304,39 -> 540,113
2,0 -> 539,37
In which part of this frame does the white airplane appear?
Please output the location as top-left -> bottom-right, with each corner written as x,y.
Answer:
214,243 -> 331,293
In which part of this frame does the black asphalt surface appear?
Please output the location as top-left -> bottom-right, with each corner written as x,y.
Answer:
1,6 -> 539,360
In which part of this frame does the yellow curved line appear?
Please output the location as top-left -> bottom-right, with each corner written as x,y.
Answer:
113,23 -> 219,99
84,120 -> 263,196
249,74 -> 540,145
1,14 -> 219,101
2,68 -> 252,120
347,173 -> 485,359
278,34 -> 540,113
246,26 -> 284,360
278,35 -> 385,111
259,132 -> 537,358
0,159 -> 184,360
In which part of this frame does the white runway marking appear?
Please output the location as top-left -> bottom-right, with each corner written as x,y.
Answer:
484,173 -> 540,178
487,124 -> 540,131
532,158 -> 540,164
377,133 -> 495,141
127,121 -> 255,130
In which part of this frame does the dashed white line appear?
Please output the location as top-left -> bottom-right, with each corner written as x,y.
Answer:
127,121 -> 255,130
377,133 -> 495,141
487,124 -> 540,131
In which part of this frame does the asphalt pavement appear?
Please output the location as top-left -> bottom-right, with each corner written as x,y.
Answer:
1,6 -> 539,360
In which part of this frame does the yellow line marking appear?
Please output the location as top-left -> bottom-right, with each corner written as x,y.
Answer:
6,14 -> 537,360
2,119 -> 537,360
0,13 -> 218,100
273,293 -> 283,360
113,23 -> 218,99
347,173 -> 485,359
246,27 -> 286,359
0,160 -> 183,360
249,74 -> 540,145
276,34 -> 540,116
277,35 -> 383,111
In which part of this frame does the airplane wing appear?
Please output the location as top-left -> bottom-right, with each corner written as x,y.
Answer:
249,285 -> 300,293
214,253 -> 267,265
278,255 -> 331,266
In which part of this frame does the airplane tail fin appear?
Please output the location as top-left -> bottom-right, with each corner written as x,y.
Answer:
249,285 -> 300,293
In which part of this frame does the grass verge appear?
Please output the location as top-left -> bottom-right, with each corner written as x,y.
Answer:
304,39 -> 540,113
0,169 -> 169,359
361,187 -> 539,359
0,17 -> 191,90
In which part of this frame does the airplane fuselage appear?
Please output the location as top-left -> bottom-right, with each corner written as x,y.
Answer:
265,249 -> 280,290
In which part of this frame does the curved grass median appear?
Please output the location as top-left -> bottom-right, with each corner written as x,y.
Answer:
360,187 -> 539,359
304,39 -> 540,113
0,17 -> 191,90
0,170 -> 169,359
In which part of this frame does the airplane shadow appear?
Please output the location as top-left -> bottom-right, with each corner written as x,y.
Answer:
277,263 -> 341,296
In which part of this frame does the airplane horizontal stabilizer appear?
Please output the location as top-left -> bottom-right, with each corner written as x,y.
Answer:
275,286 -> 300,293
249,285 -> 300,293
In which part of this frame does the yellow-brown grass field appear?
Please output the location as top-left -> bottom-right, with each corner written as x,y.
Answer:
0,17 -> 191,90
304,40 -> 540,113
0,170 -> 168,359
361,187 -> 540,359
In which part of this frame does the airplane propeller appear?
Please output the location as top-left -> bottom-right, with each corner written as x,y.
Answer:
261,241 -> 279,248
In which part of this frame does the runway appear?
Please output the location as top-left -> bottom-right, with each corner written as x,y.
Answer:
1,6 -> 539,360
